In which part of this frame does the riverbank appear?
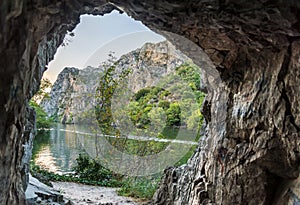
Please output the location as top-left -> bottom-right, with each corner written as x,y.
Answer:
52,181 -> 140,205
26,174 -> 144,205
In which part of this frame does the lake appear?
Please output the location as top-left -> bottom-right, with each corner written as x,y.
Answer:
32,123 -> 199,175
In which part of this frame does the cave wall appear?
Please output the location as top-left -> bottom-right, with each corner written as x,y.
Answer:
0,0 -> 300,204
0,1 -> 113,204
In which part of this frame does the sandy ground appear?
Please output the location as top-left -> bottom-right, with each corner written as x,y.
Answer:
52,182 -> 140,205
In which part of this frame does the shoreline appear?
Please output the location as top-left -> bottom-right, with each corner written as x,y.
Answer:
52,181 -> 143,205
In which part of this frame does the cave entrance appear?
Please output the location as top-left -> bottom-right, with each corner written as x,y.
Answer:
29,8 -> 212,201
2,1 -> 299,204
44,10 -> 165,83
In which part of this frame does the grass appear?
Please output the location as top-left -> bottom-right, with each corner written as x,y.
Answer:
118,175 -> 161,199
175,145 -> 197,166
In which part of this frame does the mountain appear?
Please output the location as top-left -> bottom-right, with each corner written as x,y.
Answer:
41,40 -> 194,124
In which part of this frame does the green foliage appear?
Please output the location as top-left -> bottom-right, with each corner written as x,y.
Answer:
187,109 -> 203,130
174,63 -> 205,130
30,162 -> 74,187
158,100 -> 170,109
95,53 -> 131,134
148,107 -> 166,128
30,78 -> 53,129
135,87 -> 151,101
166,102 -> 181,126
175,145 -> 197,166
93,55 -> 205,131
29,100 -> 53,129
107,137 -> 168,156
123,63 -> 205,130
128,71 -> 202,129
73,154 -> 122,186
31,154 -> 162,199
175,63 -> 201,91
31,148 -> 194,200
29,60 -> 205,200
32,78 -> 52,103
118,176 -> 161,199
30,154 -> 122,187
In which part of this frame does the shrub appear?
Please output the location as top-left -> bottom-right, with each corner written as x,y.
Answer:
135,88 -> 151,101
73,154 -> 122,185
30,154 -> 122,187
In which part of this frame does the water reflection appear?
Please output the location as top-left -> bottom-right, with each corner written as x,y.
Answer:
32,123 -> 198,174
32,124 -> 86,173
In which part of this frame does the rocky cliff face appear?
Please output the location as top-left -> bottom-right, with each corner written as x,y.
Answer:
0,0 -> 300,204
42,41 -> 190,124
41,66 -> 101,124
42,67 -> 79,121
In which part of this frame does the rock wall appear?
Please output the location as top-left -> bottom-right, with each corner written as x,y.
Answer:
41,66 -> 103,123
41,67 -> 80,123
0,0 -> 300,204
0,1 -> 114,204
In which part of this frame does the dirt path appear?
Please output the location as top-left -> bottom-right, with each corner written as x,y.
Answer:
52,182 -> 140,205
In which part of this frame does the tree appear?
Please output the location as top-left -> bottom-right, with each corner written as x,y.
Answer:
148,107 -> 167,133
95,53 -> 131,134
32,78 -> 52,104
186,109 -> 203,130
166,102 -> 181,126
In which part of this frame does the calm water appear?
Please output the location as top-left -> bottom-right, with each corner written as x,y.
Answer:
32,123 -> 198,174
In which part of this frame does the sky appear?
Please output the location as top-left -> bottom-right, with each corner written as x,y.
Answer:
44,10 -> 165,83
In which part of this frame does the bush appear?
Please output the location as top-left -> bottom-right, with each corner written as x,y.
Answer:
30,154 -> 122,187
135,88 -> 151,101
166,103 -> 181,126
73,154 -> 122,187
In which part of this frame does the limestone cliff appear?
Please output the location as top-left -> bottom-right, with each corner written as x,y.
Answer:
0,0 -> 300,204
42,40 -> 190,124
41,66 -> 101,124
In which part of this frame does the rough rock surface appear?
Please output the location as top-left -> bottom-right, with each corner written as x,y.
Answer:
42,40 -> 190,123
21,107 -> 36,196
0,0 -> 300,205
41,66 -> 100,123
42,67 -> 79,122
25,174 -> 70,205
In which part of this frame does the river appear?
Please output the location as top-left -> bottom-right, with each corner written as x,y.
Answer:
32,123 -> 199,174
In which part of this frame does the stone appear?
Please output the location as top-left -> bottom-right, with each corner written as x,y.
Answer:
25,175 -> 66,205
21,107 -> 36,192
0,0 -> 300,204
